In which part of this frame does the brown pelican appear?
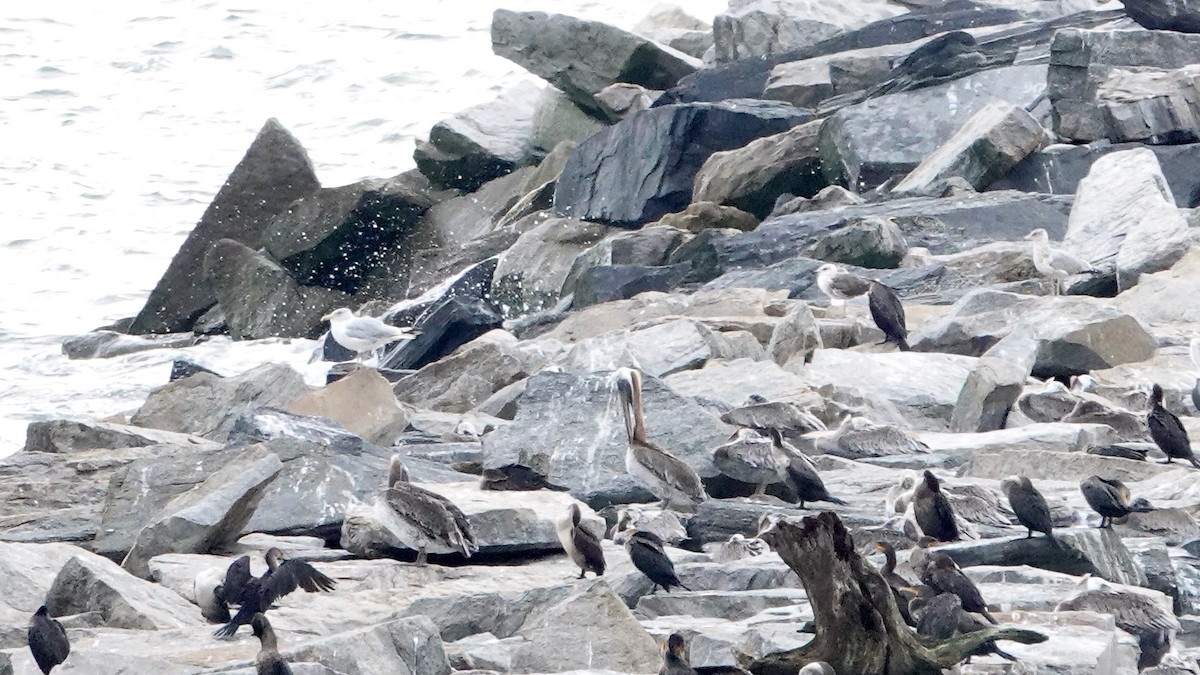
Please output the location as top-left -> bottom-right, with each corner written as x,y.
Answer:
384,456 -> 479,564
1063,397 -> 1147,441
706,533 -> 769,563
1057,577 -> 1178,668
1147,383 -> 1200,467
1000,475 -> 1054,540
556,503 -> 605,579
914,470 -> 960,542
616,368 -> 707,509
480,464 -> 569,491
712,428 -> 780,493
28,606 -> 69,675
321,307 -> 416,363
659,632 -> 751,675
815,263 -> 909,349
213,548 -> 336,637
1080,476 -> 1154,528
719,400 -> 826,434
816,416 -> 928,458
768,427 -> 847,508
1024,228 -> 1098,295
251,613 -> 293,675
626,530 -> 690,594
923,553 -> 998,625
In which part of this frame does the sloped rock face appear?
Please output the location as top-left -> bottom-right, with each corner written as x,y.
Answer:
492,216 -> 609,317
287,616 -> 452,675
46,555 -> 203,630
554,100 -> 812,225
130,119 -> 320,334
393,331 -> 533,413
480,371 -> 732,507
712,0 -> 904,62
1123,0 -> 1200,31
1114,246 -> 1200,325
23,420 -> 218,454
491,9 -> 699,119
289,370 -> 409,446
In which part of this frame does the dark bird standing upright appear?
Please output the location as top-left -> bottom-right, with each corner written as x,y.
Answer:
1147,383 -> 1200,467
28,606 -> 69,675
214,548 -> 336,637
626,530 -> 690,594
768,428 -> 847,508
923,553 -> 998,625
659,632 -> 752,675
251,613 -> 293,675
556,502 -> 606,579
913,470 -> 960,542
1080,476 -> 1154,528
868,279 -> 909,351
874,541 -> 917,626
1000,475 -> 1054,540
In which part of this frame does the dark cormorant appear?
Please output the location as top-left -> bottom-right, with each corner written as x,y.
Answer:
1057,582 -> 1179,669
251,613 -> 293,675
768,428 -> 847,508
1000,475 -> 1054,540
1080,476 -> 1153,528
214,548 -> 336,637
911,593 -> 1015,662
924,553 -> 998,625
1147,383 -> 1200,467
556,503 -> 605,579
480,464 -> 569,491
659,632 -> 752,675
868,279 -> 909,351
616,368 -> 707,509
874,542 -> 917,626
385,456 -> 479,563
28,606 -> 69,675
626,530 -> 690,594
913,470 -> 960,542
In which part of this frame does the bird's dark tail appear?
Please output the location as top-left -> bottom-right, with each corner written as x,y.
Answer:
1189,456 -> 1200,469
213,604 -> 253,638
981,609 -> 999,625
898,337 -> 910,352
990,643 -> 1018,661
824,494 -> 849,506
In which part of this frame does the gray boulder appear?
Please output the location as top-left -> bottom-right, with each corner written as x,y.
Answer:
287,616 -> 451,675
121,450 -> 283,579
1064,148 -> 1193,291
950,356 -> 1029,433
393,330 -> 533,413
560,318 -> 756,378
481,371 -> 732,507
808,215 -> 907,268
632,4 -> 713,59
554,100 -> 812,225
23,420 -> 218,454
130,363 -> 311,442
712,0 -> 902,62
595,83 -> 661,120
691,119 -> 826,219
288,369 -> 409,446
1049,28 -> 1200,143
130,119 -> 319,334
1114,246 -> 1200,325
654,202 -> 759,233
893,101 -> 1045,194
820,65 -> 1048,191
414,82 -> 540,191
767,301 -> 821,367
566,264 -> 693,309
491,9 -> 699,119
1124,0 -> 1200,31
932,527 -> 1146,586
529,86 -> 607,155
492,216 -> 609,317
46,555 -> 202,630
961,448 -> 1180,483
912,290 -> 1156,378
1093,64 -> 1200,144
203,238 -> 349,340
61,330 -> 201,360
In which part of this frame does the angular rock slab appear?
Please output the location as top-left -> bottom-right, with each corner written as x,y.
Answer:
393,330 -> 533,414
121,450 -> 283,579
893,101 -> 1046,194
480,371 -> 733,507
950,356 -> 1029,433
46,555 -> 203,630
22,420 -> 218,454
712,0 -> 903,63
799,350 -> 977,431
1114,246 -> 1200,325
1094,64 -> 1200,144
492,216 -> 609,317
289,369 -> 409,446
130,119 -> 319,334
284,616 -> 451,675
491,9 -> 699,119
820,65 -> 1048,191
1124,0 -> 1200,31
934,527 -> 1147,586
912,290 -> 1156,378
130,363 -> 312,442
554,100 -> 812,225
1065,148 -> 1194,291
961,448 -> 1183,483
560,318 -> 739,378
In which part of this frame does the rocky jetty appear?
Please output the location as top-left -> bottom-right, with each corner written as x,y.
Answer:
23,1 -> 1200,673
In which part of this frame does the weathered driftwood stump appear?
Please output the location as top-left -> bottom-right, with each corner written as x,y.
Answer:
749,511 -> 1047,675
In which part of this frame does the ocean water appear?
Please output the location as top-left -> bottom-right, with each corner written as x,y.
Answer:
0,0 -> 726,453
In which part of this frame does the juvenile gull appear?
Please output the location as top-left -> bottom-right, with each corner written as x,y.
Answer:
1023,228 -> 1098,295
321,307 -> 416,363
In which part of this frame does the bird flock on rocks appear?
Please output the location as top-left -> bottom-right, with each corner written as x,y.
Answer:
25,222 -> 1199,675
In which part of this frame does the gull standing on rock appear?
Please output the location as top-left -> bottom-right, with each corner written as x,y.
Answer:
1023,228 -> 1099,295
815,263 -> 909,350
1147,383 -> 1200,468
616,368 -> 707,510
321,307 -> 416,364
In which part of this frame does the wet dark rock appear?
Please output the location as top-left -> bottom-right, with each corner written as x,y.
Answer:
931,527 -> 1147,585
491,216 -> 609,317
169,359 -> 221,382
808,215 -> 908,269
380,296 -> 503,372
554,99 -> 812,225
23,420 -> 218,455
1123,0 -> 1200,31
130,119 -> 320,335
567,263 -> 693,308
61,330 -> 200,360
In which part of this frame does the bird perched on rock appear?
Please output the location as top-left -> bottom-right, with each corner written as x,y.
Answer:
28,606 -> 69,675
1080,476 -> 1154,528
321,307 -> 416,364
910,593 -> 1015,662
1000,475 -> 1054,540
712,428 -> 780,494
814,263 -> 909,350
626,530 -> 690,594
616,368 -> 707,510
1146,383 -> 1200,468
658,632 -> 752,675
706,533 -> 769,563
480,464 -> 570,492
874,541 -> 918,626
816,416 -> 928,458
213,548 -> 336,637
768,427 -> 848,508
383,455 -> 478,564
556,502 -> 605,579
913,470 -> 959,542
1058,576 -> 1179,669
1023,228 -> 1099,295
251,613 -> 293,675
923,553 -> 998,625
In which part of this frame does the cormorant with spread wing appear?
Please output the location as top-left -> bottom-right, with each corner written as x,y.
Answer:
214,548 -> 336,637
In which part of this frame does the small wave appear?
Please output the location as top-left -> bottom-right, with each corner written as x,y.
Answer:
27,88 -> 75,98
206,45 -> 234,59
36,65 -> 68,76
130,16 -> 173,23
385,30 -> 444,41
